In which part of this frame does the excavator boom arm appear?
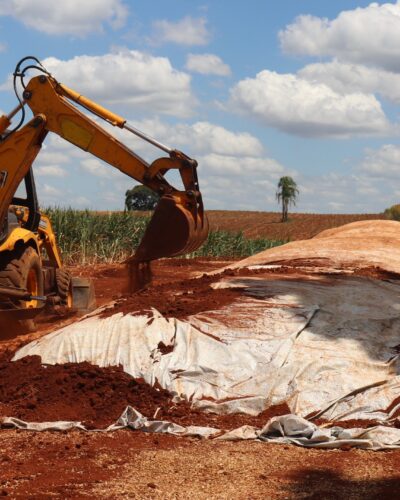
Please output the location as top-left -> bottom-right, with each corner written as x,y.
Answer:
24,75 -> 185,194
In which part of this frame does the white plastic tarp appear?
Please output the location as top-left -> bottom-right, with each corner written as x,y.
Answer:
4,410 -> 400,450
11,272 -> 400,447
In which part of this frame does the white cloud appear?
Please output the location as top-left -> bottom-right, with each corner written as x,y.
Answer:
229,70 -> 390,138
359,144 -> 400,178
0,0 -> 128,36
71,196 -> 91,207
294,172 -> 387,213
299,60 -> 400,104
199,153 -> 285,177
294,144 -> 400,213
107,118 -> 266,162
279,2 -> 400,72
38,147 -> 70,165
80,158 -> 120,178
41,51 -> 196,118
41,184 -> 62,197
151,16 -> 210,46
29,114 -> 292,210
34,165 -> 67,177
186,53 -> 231,76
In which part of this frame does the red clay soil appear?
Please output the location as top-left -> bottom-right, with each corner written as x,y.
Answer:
0,352 -> 289,430
101,271 -> 244,320
100,263 -> 400,321
99,264 -> 311,320
313,418 -> 383,429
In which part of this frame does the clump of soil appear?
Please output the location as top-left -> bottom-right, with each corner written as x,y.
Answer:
102,271 -> 244,320
0,352 -> 289,430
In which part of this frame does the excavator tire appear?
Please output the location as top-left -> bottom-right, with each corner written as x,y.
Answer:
0,246 -> 44,334
56,268 -> 73,307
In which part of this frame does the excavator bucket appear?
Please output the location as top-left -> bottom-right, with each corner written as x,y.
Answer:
126,192 -> 208,292
134,193 -> 208,262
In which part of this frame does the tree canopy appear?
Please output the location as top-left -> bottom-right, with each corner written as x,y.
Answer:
384,204 -> 400,221
276,176 -> 299,223
125,185 -> 160,211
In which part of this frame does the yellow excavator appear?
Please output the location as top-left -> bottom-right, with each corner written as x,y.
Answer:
0,56 -> 208,334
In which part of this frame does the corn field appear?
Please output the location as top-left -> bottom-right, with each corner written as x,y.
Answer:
45,208 -> 285,264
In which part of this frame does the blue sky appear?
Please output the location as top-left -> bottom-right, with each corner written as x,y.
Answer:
1,0 -> 400,213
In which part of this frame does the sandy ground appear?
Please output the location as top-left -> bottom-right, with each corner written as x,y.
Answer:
1,258 -> 400,498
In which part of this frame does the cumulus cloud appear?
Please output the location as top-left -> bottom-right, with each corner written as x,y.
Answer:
294,143 -> 400,213
125,119 -> 264,158
293,171 -> 390,213
358,144 -> 400,178
0,0 -> 128,36
279,2 -> 400,72
41,51 -> 195,118
109,119 -> 290,209
186,53 -> 231,76
29,116 -> 291,210
229,70 -> 390,138
100,117 -> 267,168
199,153 -> 284,177
34,165 -> 67,177
151,16 -> 210,46
81,158 -> 121,178
299,60 -> 400,104
41,183 -> 62,197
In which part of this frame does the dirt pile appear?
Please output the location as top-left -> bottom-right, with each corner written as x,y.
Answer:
101,271 -> 243,319
223,220 -> 400,276
0,352 -> 289,430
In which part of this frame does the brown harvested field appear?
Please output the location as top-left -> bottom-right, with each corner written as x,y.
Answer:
206,211 -> 385,240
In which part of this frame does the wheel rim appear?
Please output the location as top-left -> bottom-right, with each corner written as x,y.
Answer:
25,269 -> 39,308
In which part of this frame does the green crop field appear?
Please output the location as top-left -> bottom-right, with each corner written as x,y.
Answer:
46,208 -> 285,264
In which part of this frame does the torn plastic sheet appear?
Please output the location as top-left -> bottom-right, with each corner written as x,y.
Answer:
14,274 -> 400,424
3,410 -> 400,450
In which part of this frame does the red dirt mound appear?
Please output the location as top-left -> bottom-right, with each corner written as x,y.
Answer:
0,352 -> 289,430
101,272 -> 243,319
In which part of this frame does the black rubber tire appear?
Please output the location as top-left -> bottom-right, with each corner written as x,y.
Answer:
0,246 -> 44,333
0,246 -> 44,307
56,268 -> 72,306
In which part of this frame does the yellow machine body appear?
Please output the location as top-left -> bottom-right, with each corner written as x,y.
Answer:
0,56 -> 208,328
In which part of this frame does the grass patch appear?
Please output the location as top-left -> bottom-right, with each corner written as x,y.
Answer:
46,208 -> 285,264
188,230 -> 284,258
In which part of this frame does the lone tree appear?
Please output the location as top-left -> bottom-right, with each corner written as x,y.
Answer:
125,185 -> 159,211
276,176 -> 299,222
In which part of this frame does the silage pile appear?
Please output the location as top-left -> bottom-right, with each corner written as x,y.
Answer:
222,219 -> 400,274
